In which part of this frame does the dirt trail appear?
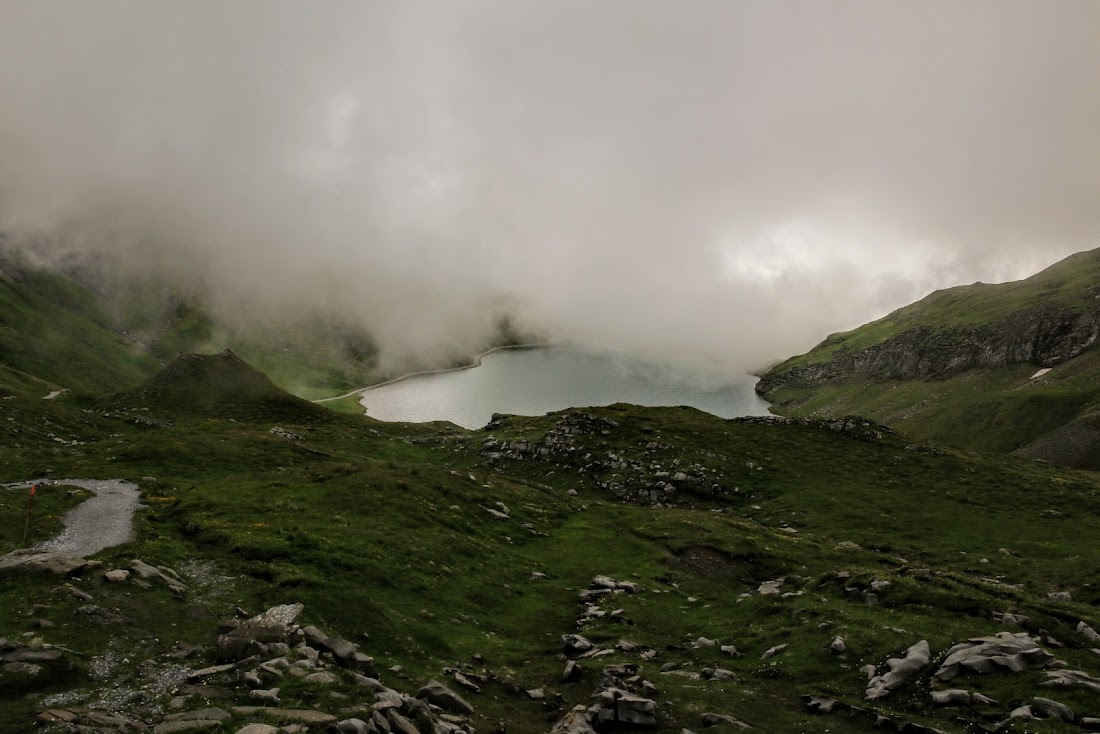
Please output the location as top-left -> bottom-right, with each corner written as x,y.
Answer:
4,479 -> 140,556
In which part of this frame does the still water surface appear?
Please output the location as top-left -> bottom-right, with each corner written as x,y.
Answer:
360,347 -> 771,429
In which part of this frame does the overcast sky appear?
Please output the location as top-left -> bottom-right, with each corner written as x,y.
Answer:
0,1 -> 1097,372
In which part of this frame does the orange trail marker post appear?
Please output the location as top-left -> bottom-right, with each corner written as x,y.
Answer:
22,484 -> 36,546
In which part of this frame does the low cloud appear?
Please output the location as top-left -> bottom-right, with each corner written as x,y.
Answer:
0,1 -> 1097,372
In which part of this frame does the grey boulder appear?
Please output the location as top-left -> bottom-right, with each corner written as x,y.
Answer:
416,679 -> 474,715
866,640 -> 930,700
0,549 -> 88,576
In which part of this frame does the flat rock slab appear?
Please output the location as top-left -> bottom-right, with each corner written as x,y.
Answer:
230,708 -> 336,724
154,721 -> 223,734
186,663 -> 238,680
0,548 -> 88,577
164,708 -> 231,722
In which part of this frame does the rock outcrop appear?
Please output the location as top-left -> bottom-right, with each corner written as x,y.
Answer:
757,306 -> 1100,395
865,640 -> 930,700
934,632 -> 1054,681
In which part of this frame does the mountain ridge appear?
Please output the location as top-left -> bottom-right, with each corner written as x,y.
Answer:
757,247 -> 1100,467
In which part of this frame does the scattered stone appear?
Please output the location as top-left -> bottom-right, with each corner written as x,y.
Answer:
996,612 -> 1030,627
249,688 -> 281,704
757,579 -> 783,596
803,696 -> 845,714
1031,697 -> 1075,722
562,634 -> 595,656
218,604 -> 303,661
550,706 -> 598,734
66,583 -> 93,601
154,721 -> 222,734
303,671 -> 338,685
1079,621 -> 1100,642
104,569 -> 130,582
930,690 -> 972,706
760,644 -> 787,660
563,660 -> 582,682
701,712 -> 751,728
594,688 -> 656,728
526,688 -> 546,700
2,661 -> 42,675
700,668 -> 734,681
235,726 -> 279,734
866,640 -> 930,700
131,559 -> 187,593
453,670 -> 482,693
589,575 -> 640,593
720,645 -> 742,658
1048,591 -> 1072,602
828,637 -> 845,654
694,637 -> 717,648
187,662 -> 238,681
269,427 -> 303,441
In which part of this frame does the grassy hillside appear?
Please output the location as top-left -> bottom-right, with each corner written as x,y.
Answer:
771,248 -> 1100,375
3,356 -> 1100,732
0,262 -> 163,396
759,248 -> 1100,466
0,249 -> 384,400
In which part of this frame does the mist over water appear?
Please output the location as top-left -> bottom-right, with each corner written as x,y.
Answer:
360,347 -> 771,429
0,2 -> 1097,376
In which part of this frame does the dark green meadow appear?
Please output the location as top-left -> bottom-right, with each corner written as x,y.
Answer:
3,356 -> 1100,732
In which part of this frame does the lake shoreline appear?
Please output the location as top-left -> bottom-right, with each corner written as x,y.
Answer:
313,342 -> 548,403
345,346 -> 773,428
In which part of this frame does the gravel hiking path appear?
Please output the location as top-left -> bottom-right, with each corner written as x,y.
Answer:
3,479 -> 141,557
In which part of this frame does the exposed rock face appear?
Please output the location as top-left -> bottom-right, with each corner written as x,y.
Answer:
934,632 -> 1055,681
757,306 -> 1100,395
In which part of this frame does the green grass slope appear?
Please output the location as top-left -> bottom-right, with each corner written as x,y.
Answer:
771,248 -> 1100,374
3,356 -> 1100,732
0,260 -> 163,396
0,249 -> 386,400
759,248 -> 1100,465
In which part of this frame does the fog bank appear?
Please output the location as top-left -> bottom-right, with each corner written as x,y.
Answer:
1,1 -> 1097,372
